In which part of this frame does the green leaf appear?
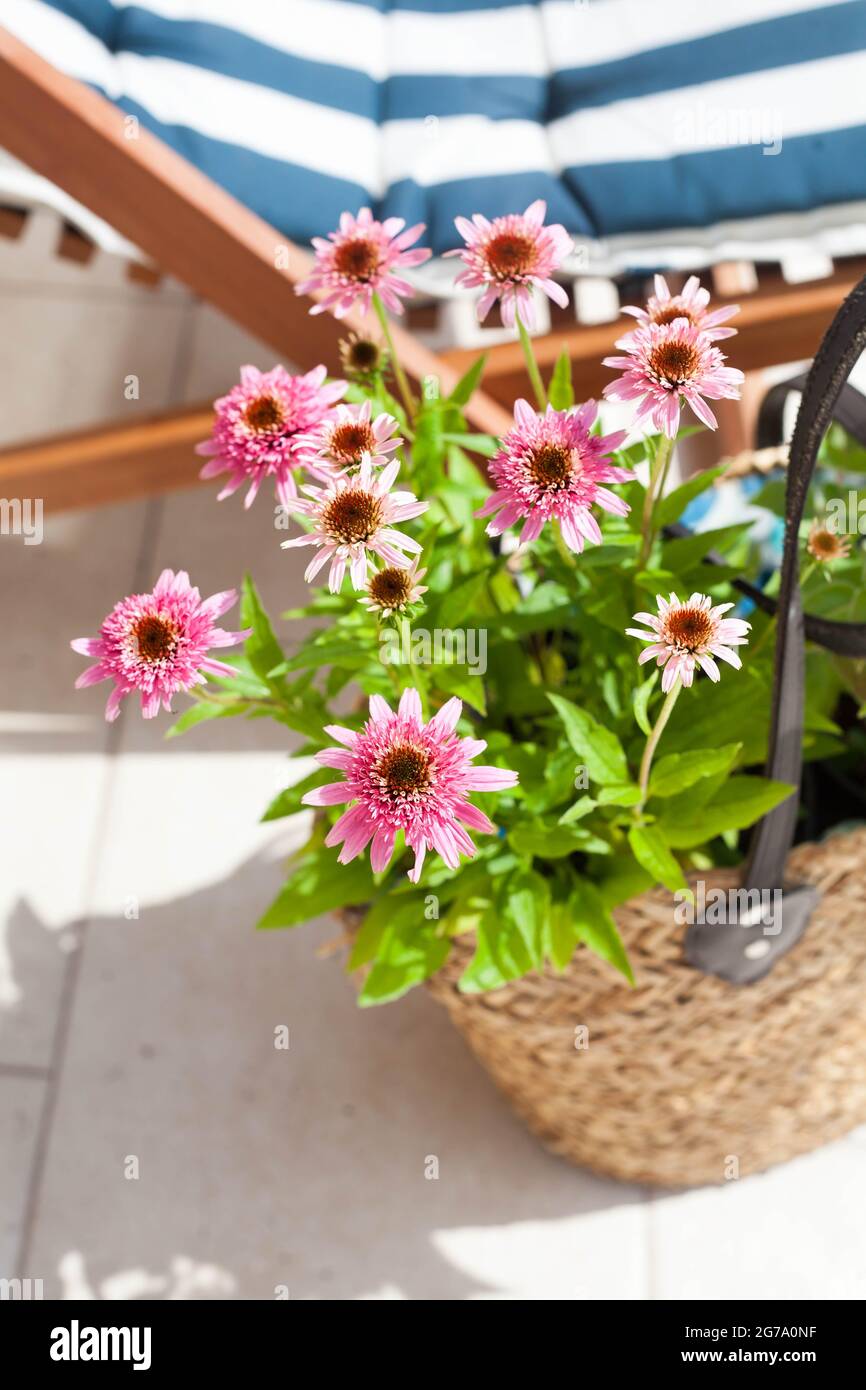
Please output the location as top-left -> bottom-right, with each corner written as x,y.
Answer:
598,864 -> 654,909
658,776 -> 795,849
441,432 -> 497,456
434,664 -> 487,715
654,465 -> 726,528
240,573 -> 286,687
570,880 -> 634,983
257,854 -> 372,929
627,823 -> 687,893
509,819 -> 607,859
633,670 -> 658,737
435,569 -> 489,630
165,699 -> 246,738
557,795 -> 597,825
545,900 -> 581,973
596,783 -> 642,807
664,667 -> 772,764
358,913 -> 450,1005
347,893 -> 425,970
546,692 -> 629,786
548,347 -> 574,410
521,745 -> 579,815
661,523 -> 752,572
459,870 -> 549,992
750,477 -> 787,517
649,743 -> 742,798
447,352 -> 487,406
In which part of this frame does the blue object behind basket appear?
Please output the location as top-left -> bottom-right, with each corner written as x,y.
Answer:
7,0 -> 866,257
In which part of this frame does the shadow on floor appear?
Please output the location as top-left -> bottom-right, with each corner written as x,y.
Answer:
8,849 -> 645,1300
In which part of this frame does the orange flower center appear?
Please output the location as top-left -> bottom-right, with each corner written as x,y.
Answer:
808,527 -> 849,561
648,338 -> 701,386
133,615 -> 178,662
329,421 -> 377,463
485,231 -> 537,281
322,488 -> 383,545
375,742 -> 432,796
529,443 -> 572,490
664,606 -> 713,651
651,301 -> 695,327
334,237 -> 382,283
369,567 -> 412,609
244,394 -> 285,434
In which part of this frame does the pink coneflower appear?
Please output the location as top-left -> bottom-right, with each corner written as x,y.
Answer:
626,592 -> 751,692
281,453 -> 428,592
807,519 -> 851,563
603,319 -> 744,438
621,274 -> 739,341
71,569 -> 250,721
196,364 -> 346,508
476,398 -> 632,551
360,559 -> 427,616
315,400 -> 402,474
296,208 -> 431,318
446,200 -> 573,328
302,689 -> 518,881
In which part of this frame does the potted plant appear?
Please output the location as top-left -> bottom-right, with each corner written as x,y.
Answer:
72,206 -> 866,1186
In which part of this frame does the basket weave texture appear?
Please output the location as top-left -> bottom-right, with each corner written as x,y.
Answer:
424,829 -> 866,1187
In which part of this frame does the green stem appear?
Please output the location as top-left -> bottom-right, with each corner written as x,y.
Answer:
373,292 -> 416,422
638,433 -> 675,570
517,314 -> 547,411
635,680 -> 682,815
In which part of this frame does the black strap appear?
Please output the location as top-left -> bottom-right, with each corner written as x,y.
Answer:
685,273 -> 866,984
757,372 -> 866,454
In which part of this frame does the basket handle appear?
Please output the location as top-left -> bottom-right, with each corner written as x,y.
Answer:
685,272 -> 866,984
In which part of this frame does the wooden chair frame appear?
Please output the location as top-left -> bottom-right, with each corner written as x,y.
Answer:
0,25 -> 863,511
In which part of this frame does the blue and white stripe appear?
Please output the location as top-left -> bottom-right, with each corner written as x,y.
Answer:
4,0 -> 866,270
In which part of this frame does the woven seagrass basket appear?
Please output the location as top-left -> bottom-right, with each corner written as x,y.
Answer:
426,832 -> 866,1187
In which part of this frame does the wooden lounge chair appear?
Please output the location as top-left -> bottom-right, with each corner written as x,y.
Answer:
1,20 -> 865,511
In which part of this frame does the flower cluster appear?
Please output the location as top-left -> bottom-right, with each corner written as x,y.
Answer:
627,593 -> 751,691
72,569 -> 249,721
280,452 -> 428,593
446,200 -> 573,328
74,201 -> 761,922
603,274 -> 744,437
296,207 -> 431,318
303,690 -> 518,882
477,398 -> 632,551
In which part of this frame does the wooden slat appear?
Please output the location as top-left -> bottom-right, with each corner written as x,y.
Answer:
0,24 -> 511,508
0,406 -> 213,512
441,260 -> 866,407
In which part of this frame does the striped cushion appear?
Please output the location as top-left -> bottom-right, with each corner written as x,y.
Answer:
6,0 -> 866,267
